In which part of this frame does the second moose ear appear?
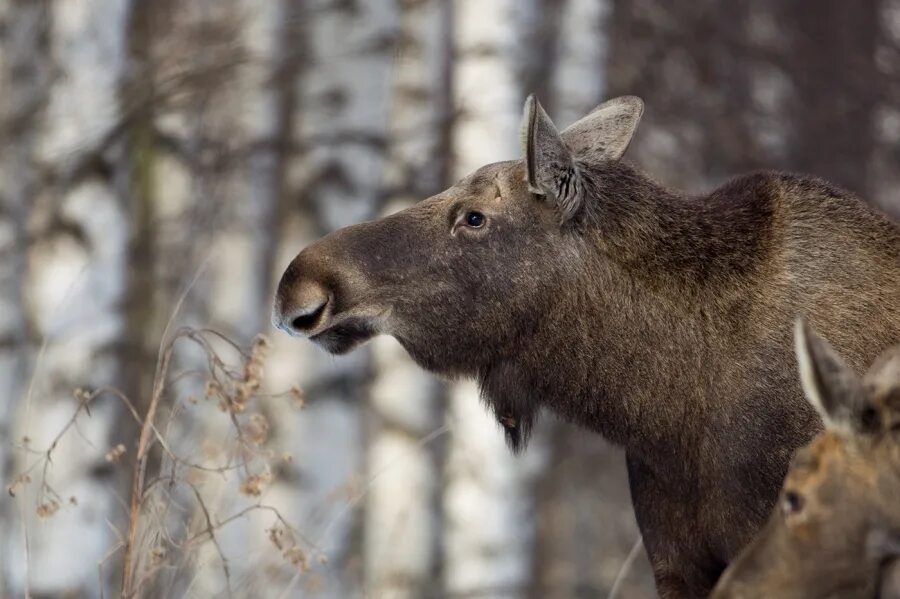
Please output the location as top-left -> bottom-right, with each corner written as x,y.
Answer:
794,318 -> 871,435
521,95 -> 584,222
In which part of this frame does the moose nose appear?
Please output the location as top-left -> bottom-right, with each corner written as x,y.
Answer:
273,279 -> 331,336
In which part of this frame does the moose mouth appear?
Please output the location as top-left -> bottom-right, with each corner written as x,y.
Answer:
309,316 -> 378,354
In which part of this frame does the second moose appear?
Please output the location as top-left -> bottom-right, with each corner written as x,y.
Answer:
713,321 -> 900,598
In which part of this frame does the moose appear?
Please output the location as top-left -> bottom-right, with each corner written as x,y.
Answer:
273,95 -> 900,597
712,321 -> 900,598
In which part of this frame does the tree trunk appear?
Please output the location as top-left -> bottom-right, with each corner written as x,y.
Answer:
0,1 -> 52,593
780,0 -> 880,199
606,0 -> 763,189
5,0 -> 131,595
551,0 -> 610,127
364,1 -> 452,596
261,1 -> 400,595
443,2 -> 547,596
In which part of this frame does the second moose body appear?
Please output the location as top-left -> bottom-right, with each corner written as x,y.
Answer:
274,96 -> 900,597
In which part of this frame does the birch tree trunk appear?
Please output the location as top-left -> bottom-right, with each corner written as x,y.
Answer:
443,2 -> 547,596
156,1 -> 290,593
205,0 -> 280,341
552,0 -> 611,127
0,1 -> 52,593
261,1 -> 400,595
364,1 -> 452,596
4,0 -> 131,595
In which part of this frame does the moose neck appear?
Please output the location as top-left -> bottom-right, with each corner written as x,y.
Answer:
483,163 -> 777,458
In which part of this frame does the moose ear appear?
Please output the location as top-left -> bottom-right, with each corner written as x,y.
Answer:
521,95 -> 584,222
865,346 -> 900,396
794,318 -> 869,435
561,95 -> 644,163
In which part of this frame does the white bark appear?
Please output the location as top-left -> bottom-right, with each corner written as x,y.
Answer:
363,1 -> 449,596
4,1 -> 130,593
205,0 -> 280,341
553,0 -> 611,126
163,1 -> 287,593
444,2 -> 547,596
0,3 -> 49,591
262,1 -> 400,596
366,338 -> 441,598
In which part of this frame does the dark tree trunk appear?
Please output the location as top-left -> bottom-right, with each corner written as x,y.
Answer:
780,0 -> 881,199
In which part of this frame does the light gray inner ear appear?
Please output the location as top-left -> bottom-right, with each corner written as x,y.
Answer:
520,95 -> 584,222
521,95 -> 542,193
865,346 -> 900,392
561,95 -> 644,163
794,318 -> 868,435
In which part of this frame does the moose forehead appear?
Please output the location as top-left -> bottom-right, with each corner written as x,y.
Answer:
787,428 -> 892,498
787,432 -> 844,480
439,160 -> 528,200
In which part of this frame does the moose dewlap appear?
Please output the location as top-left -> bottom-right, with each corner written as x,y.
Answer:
274,95 -> 900,597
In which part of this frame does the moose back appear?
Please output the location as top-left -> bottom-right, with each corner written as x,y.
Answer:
273,95 -> 900,597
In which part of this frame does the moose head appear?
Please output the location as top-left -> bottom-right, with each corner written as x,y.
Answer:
273,95 -> 643,448
712,320 -> 900,599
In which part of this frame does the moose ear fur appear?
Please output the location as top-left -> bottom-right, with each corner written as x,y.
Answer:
794,318 -> 869,435
521,95 -> 584,222
561,95 -> 644,163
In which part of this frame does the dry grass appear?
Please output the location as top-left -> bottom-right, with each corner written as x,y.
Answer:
8,327 -> 320,598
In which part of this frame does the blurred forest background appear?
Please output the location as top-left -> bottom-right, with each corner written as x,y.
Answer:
1,0 -> 899,597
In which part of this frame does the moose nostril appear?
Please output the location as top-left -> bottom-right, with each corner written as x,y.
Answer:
290,300 -> 327,332
274,262 -> 332,336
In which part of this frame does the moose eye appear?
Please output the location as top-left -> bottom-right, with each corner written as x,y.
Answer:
465,211 -> 485,228
782,490 -> 805,515
860,406 -> 880,432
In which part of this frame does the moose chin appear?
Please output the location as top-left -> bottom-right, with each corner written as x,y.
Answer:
274,94 -> 900,597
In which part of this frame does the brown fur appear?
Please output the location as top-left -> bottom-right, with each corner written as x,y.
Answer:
712,327 -> 900,599
273,97 -> 900,597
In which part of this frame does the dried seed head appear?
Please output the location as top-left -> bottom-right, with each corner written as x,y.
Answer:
252,334 -> 271,350
283,546 -> 309,572
244,413 -> 269,446
290,386 -> 306,410
151,546 -> 167,565
267,526 -> 285,550
205,380 -> 221,399
36,500 -> 60,520
249,335 -> 269,360
105,444 -> 127,463
232,380 -> 259,413
239,471 -> 273,497
7,473 -> 31,497
243,360 -> 263,384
